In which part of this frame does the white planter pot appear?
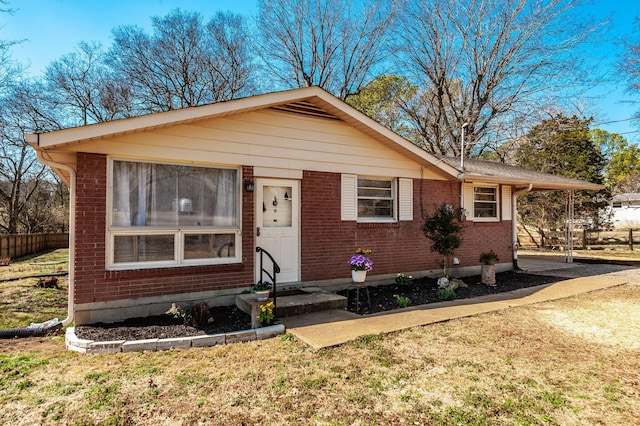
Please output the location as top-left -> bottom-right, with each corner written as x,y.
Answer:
254,290 -> 271,302
351,270 -> 367,283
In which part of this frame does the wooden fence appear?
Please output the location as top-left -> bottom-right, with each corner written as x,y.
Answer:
518,226 -> 639,251
0,233 -> 69,260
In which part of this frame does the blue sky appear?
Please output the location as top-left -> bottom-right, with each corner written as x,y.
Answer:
1,0 -> 639,142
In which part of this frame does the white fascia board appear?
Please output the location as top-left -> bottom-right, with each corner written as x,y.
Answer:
27,85 -> 461,180
463,174 -> 604,191
31,87 -> 326,148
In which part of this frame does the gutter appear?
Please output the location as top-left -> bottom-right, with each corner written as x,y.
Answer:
512,184 -> 533,271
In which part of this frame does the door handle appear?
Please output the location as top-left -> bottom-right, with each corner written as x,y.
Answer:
257,226 -> 261,236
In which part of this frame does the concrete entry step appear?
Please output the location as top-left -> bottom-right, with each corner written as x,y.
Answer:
236,287 -> 347,319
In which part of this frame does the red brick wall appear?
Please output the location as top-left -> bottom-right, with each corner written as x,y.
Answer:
73,157 -> 513,305
300,171 -> 513,280
73,154 -> 255,304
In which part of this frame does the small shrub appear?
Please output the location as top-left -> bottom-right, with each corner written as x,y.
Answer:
393,294 -> 411,308
421,203 -> 464,277
395,273 -> 412,286
166,302 -> 211,326
190,302 -> 210,326
437,287 -> 456,301
0,257 -> 10,266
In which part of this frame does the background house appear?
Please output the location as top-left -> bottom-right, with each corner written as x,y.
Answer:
610,193 -> 640,228
27,87 -> 602,325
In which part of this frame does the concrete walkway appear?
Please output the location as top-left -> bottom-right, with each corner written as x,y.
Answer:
280,258 -> 636,349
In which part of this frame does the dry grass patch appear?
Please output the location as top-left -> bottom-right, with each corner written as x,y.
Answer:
520,248 -> 640,261
0,250 -> 68,329
0,285 -> 639,425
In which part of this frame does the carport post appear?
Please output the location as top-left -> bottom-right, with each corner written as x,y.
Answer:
565,190 -> 574,263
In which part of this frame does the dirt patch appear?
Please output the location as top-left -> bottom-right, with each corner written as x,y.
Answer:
339,271 -> 562,314
75,272 -> 560,342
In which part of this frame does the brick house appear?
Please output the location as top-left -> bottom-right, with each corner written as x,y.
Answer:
27,87 -> 601,325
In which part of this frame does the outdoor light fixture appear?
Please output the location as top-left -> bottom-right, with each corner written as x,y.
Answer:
244,179 -> 254,192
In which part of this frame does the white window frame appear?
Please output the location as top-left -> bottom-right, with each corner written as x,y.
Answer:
357,176 -> 397,223
106,158 -> 242,270
472,184 -> 500,222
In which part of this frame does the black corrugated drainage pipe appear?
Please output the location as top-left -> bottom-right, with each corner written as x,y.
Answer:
0,319 -> 63,339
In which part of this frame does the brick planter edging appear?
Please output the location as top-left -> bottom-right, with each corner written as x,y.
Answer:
65,324 -> 286,354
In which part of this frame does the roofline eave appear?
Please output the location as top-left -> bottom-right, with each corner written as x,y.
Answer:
461,174 -> 604,191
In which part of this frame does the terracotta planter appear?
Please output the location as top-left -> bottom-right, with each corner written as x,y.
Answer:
351,270 -> 367,283
254,290 -> 271,302
481,264 -> 496,286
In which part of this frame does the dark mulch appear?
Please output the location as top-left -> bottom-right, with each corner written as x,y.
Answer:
75,305 -> 252,342
75,272 -> 562,342
338,272 -> 563,314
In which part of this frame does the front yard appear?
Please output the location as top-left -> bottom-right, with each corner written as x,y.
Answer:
0,263 -> 638,424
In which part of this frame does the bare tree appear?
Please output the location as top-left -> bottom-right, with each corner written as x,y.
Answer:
620,16 -> 640,120
0,112 -> 48,234
256,0 -> 396,100
0,1 -> 22,95
203,11 -> 257,100
108,9 -> 256,113
44,41 -> 133,126
395,0 -> 605,157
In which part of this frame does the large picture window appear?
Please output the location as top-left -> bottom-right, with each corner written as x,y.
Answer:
108,159 -> 240,269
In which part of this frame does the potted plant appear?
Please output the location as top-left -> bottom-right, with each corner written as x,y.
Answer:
252,281 -> 272,301
479,250 -> 499,286
348,249 -> 373,283
257,301 -> 275,326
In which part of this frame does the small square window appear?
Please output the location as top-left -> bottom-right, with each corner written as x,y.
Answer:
474,186 -> 498,219
357,178 -> 395,221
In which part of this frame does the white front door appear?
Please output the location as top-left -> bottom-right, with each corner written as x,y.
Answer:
255,178 -> 300,284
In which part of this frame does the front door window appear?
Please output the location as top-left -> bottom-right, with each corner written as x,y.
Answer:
262,185 -> 293,228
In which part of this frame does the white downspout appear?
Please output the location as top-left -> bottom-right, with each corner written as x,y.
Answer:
512,184 -> 533,271
35,143 -> 76,327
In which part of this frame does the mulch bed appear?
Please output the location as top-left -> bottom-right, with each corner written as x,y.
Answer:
75,272 -> 562,342
338,271 -> 563,314
75,306 -> 252,342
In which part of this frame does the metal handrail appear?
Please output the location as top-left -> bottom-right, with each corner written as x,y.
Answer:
256,246 -> 281,317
